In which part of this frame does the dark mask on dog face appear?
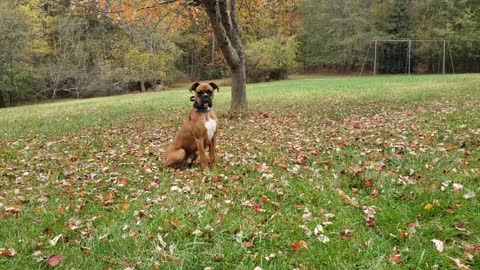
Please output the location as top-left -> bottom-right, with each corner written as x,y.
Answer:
190,82 -> 219,112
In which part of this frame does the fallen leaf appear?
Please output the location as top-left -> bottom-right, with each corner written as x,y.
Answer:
352,166 -> 362,174
291,240 -> 308,251
264,253 -> 276,261
399,231 -> 409,238
80,247 -> 91,254
364,179 -> 373,188
363,206 -> 376,227
256,163 -> 267,173
463,192 -> 476,199
299,225 -> 312,237
234,231 -> 243,243
49,234 -> 63,247
368,188 -> 379,198
243,239 -> 254,247
261,196 -> 270,204
447,256 -> 470,270
313,224 -> 324,235
170,219 -> 180,228
340,229 -> 353,240
317,234 -> 330,244
432,239 -> 444,252
47,255 -> 65,267
446,205 -> 455,213
302,207 -> 312,221
1,248 -> 17,257
454,221 -> 469,233
424,203 -> 433,210
4,205 -> 21,214
388,252 -> 402,264
452,183 -> 464,192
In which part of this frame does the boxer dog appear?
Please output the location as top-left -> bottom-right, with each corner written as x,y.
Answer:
164,82 -> 219,169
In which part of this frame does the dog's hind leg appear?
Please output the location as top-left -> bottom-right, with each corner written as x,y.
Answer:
165,148 -> 186,168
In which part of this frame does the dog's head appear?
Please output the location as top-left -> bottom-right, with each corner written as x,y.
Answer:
190,82 -> 219,111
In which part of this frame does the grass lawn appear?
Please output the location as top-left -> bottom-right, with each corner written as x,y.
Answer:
1,74 -> 480,269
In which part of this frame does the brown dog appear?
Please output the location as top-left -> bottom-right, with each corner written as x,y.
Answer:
164,82 -> 219,169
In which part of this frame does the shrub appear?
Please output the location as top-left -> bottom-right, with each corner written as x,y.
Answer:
245,36 -> 298,82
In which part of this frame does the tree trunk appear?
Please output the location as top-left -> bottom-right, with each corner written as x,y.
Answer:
201,0 -> 248,112
0,92 -> 5,108
230,59 -> 247,111
52,88 -> 57,100
140,80 -> 146,92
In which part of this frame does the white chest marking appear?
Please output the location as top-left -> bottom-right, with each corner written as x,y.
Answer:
205,118 -> 217,142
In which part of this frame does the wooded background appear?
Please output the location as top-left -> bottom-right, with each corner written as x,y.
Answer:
1,0 -> 479,107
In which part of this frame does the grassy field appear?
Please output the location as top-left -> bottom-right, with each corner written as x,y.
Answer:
1,74 -> 480,269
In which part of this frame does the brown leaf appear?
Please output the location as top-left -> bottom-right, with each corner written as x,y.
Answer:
454,221 -> 469,233
103,193 -> 114,205
337,188 -> 346,198
4,204 -> 21,214
363,206 -> 376,228
47,255 -> 65,267
446,205 -> 455,213
352,166 -> 362,174
117,178 -> 129,187
80,247 -> 91,254
243,239 -> 254,248
256,163 -> 267,173
261,196 -> 270,204
340,229 -> 353,240
388,253 -> 402,264
170,219 -> 180,228
369,188 -> 379,198
364,179 -> 373,188
291,240 -> 308,251
43,228 -> 55,236
407,222 -> 419,235
1,248 -> 17,258
447,256 -> 470,270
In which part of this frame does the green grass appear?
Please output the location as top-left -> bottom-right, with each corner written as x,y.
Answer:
1,74 -> 480,269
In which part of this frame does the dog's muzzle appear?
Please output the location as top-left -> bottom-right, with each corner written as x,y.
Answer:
200,94 -> 212,108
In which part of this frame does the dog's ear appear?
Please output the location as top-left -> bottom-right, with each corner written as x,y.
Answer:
209,82 -> 219,92
190,82 -> 200,92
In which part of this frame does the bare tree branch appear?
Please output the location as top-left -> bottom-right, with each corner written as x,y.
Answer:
202,0 -> 241,68
229,0 -> 243,55
218,0 -> 233,40
137,0 -> 179,11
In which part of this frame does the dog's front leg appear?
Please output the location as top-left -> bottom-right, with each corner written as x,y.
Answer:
209,135 -> 216,167
195,138 -> 208,169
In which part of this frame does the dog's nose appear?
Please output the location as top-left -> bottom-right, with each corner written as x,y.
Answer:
202,93 -> 209,98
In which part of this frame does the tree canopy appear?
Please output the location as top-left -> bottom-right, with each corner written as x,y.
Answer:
1,0 -> 479,107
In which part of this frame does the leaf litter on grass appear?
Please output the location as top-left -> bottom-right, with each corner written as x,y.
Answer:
1,80 -> 480,269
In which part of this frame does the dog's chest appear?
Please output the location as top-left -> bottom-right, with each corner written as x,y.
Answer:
204,118 -> 217,142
